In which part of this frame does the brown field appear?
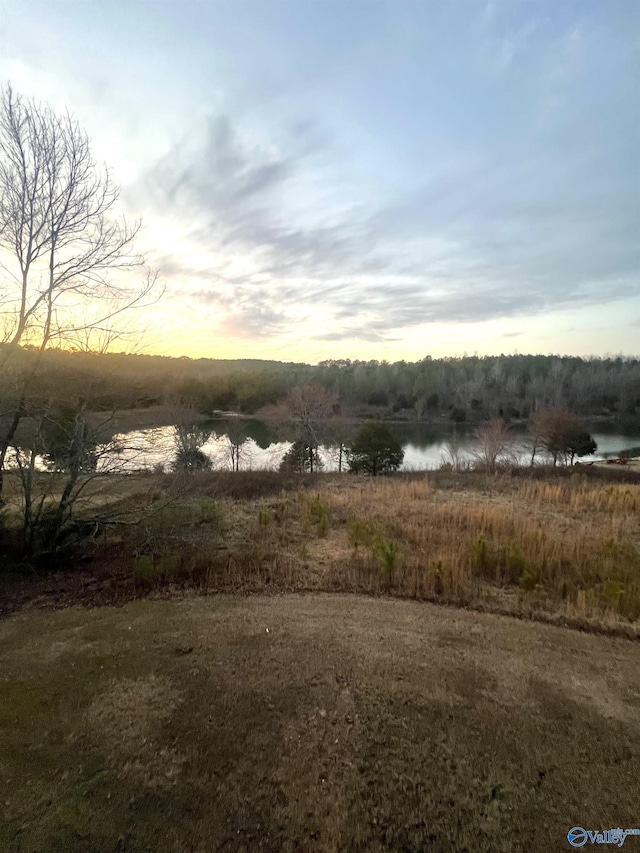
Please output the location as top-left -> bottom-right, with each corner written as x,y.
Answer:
1,593 -> 639,853
2,468 -> 640,635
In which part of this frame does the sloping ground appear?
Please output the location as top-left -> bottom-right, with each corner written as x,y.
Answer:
1,594 -> 639,853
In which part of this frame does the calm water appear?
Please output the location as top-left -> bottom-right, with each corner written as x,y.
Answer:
101,419 -> 640,473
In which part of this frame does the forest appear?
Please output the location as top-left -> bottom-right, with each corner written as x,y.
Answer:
3,345 -> 640,425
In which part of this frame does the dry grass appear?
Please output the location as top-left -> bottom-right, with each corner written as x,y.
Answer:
179,471 -> 639,633
355,476 -> 623,626
3,469 -> 640,634
338,476 -> 640,624
2,594 -> 639,852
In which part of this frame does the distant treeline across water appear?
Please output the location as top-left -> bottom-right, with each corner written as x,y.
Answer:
3,347 -> 640,425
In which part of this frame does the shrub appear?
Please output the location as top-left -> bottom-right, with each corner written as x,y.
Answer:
472,533 -> 491,574
519,565 -> 541,592
347,517 -> 379,551
348,424 -> 404,476
171,447 -> 212,472
374,538 -> 399,590
308,495 -> 330,536
280,441 -> 322,473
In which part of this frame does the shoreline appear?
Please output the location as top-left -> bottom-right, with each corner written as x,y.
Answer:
87,404 -> 638,431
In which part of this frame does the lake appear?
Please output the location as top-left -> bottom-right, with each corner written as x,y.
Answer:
102,418 -> 640,473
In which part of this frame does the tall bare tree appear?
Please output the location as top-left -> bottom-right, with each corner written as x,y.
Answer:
0,84 -> 158,492
282,383 -> 338,473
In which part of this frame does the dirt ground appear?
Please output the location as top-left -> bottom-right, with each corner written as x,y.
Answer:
1,593 -> 639,852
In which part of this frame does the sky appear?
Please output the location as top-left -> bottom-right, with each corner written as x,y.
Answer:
0,0 -> 638,362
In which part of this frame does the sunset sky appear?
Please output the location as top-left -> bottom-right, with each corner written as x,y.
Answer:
1,0 -> 638,362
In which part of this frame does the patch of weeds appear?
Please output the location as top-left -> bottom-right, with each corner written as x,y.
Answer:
603,580 -> 625,611
574,587 -> 598,617
519,564 -> 542,592
472,533 -> 492,572
134,552 -> 181,585
619,586 -> 640,622
308,494 -> 330,537
374,538 -> 399,591
317,506 -> 330,537
347,517 -> 379,552
158,553 -> 180,577
298,493 -> 331,537
433,559 -> 444,596
471,533 -> 492,576
505,546 -> 529,584
197,498 -> 221,527
601,581 -> 640,622
134,555 -> 156,583
523,583 -> 548,611
473,535 -> 541,589
257,506 -> 273,527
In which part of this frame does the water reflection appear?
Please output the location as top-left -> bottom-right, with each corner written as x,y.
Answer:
101,418 -> 640,473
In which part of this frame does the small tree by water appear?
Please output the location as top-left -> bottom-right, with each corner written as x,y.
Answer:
529,410 -> 597,465
279,441 -> 323,473
348,424 -> 404,476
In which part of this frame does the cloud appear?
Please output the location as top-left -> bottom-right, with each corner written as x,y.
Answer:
217,307 -> 288,339
2,0 -> 637,357
130,68 -> 639,344
160,114 -> 294,209
134,112 -> 381,281
313,326 -> 399,343
478,1 -> 496,30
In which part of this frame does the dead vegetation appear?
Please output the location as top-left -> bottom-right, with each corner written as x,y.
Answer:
1,594 -> 639,852
2,468 -> 640,634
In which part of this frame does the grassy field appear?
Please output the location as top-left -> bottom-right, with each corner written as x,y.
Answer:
3,468 -> 640,633
1,593 -> 639,852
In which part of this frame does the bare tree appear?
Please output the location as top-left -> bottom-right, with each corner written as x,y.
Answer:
472,418 -> 513,473
221,420 -> 251,472
13,402 -> 99,556
168,400 -> 212,472
267,382 -> 338,473
0,84 -> 158,492
325,412 -> 353,473
441,431 -> 469,472
9,400 -> 206,560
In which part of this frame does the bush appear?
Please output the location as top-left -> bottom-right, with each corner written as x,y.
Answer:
375,538 -> 399,590
304,494 -> 330,537
171,447 -> 212,472
347,517 -> 379,551
280,441 -> 323,473
348,424 -> 404,476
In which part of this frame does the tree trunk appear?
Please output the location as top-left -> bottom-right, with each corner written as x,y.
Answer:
0,393 -> 26,495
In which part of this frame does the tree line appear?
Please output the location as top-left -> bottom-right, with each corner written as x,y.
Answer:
4,347 -> 639,425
